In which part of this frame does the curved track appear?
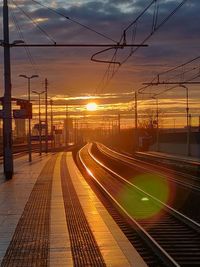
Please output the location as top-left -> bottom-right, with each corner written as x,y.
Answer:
78,143 -> 200,267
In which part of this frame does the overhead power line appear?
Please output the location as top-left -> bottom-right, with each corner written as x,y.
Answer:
10,2 -> 38,73
95,0 -> 188,92
156,55 -> 200,77
31,0 -> 117,43
140,55 -> 200,97
13,1 -> 56,44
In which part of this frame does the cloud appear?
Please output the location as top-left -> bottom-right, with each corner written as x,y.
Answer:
0,0 -> 199,114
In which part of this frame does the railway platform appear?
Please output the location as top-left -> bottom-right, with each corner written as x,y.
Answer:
0,152 -> 147,267
136,151 -> 200,165
135,150 -> 200,174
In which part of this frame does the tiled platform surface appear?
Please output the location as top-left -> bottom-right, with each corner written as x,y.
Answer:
0,152 -> 147,267
0,153 -> 51,264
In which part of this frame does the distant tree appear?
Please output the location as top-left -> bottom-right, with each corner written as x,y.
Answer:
138,108 -> 164,136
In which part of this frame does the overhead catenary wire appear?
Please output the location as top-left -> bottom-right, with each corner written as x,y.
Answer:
10,2 -> 38,73
13,0 -> 56,44
153,73 -> 200,98
30,0 -> 118,44
92,1 -> 156,76
156,55 -> 200,77
116,0 -> 188,71
140,54 -> 200,97
91,0 -> 156,68
164,66 -> 200,83
95,0 -> 188,92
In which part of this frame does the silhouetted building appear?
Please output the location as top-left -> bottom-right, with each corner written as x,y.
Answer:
15,119 -> 26,138
63,118 -> 73,144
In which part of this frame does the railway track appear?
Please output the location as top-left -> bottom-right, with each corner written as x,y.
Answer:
78,143 -> 200,266
96,142 -> 200,192
0,144 -> 40,164
93,143 -> 200,223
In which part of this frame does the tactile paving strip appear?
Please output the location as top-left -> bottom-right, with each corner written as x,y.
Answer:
60,153 -> 106,267
1,155 -> 57,267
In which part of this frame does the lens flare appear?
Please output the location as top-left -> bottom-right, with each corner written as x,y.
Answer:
119,173 -> 171,221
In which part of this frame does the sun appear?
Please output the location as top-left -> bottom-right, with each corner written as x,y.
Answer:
86,102 -> 97,111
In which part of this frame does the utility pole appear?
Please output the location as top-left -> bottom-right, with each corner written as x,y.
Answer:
134,91 -> 138,151
3,0 -> 13,179
38,93 -> 42,155
152,96 -> 159,152
74,118 -> 77,144
143,81 -> 197,156
19,74 -> 39,162
188,114 -> 191,156
65,104 -> 68,148
118,113 -> 121,137
50,99 -> 54,149
135,91 -> 138,130
32,90 -> 45,156
45,78 -> 48,153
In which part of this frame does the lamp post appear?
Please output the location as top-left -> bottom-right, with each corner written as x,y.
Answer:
50,99 -> 54,149
44,78 -> 48,153
179,84 -> 190,156
133,91 -> 138,151
152,96 -> 159,152
65,104 -> 69,148
32,90 -> 45,156
179,84 -> 189,129
19,74 -> 39,162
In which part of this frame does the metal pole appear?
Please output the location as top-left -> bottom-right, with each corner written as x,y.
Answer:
134,91 -> 138,150
32,90 -> 45,155
118,113 -> 120,137
3,0 -> 13,179
135,91 -> 138,130
65,104 -> 68,148
50,99 -> 53,149
152,96 -> 159,151
156,98 -> 159,152
45,78 -> 48,153
187,114 -> 191,156
19,74 -> 39,162
74,119 -> 77,144
180,84 -> 190,156
27,78 -> 32,162
186,87 -> 190,156
186,86 -> 189,129
39,93 -> 42,156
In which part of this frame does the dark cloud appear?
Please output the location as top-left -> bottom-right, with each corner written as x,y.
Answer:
0,0 -> 199,101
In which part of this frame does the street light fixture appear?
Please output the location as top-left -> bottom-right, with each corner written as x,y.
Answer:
19,74 -> 39,162
32,90 -> 45,156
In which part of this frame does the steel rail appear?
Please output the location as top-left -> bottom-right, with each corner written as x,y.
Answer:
88,144 -> 200,232
78,144 -> 180,267
96,143 -> 200,192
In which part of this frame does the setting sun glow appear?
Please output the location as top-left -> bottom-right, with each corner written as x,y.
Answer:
86,102 -> 97,111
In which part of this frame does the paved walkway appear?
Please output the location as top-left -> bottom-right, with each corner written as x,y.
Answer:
0,153 -> 51,265
0,152 -> 147,267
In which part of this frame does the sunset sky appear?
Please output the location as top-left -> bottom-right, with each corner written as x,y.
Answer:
0,0 -> 199,128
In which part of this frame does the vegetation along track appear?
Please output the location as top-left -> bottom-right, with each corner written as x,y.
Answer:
78,143 -> 200,267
